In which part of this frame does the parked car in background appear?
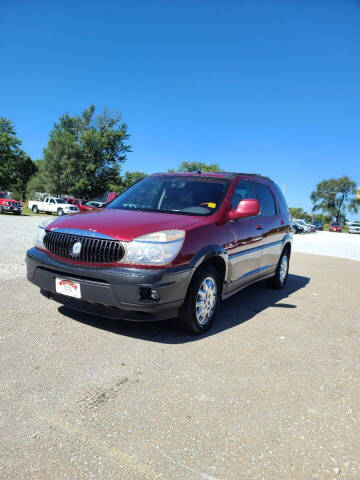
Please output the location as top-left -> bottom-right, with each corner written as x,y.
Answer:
28,197 -> 80,216
88,201 -> 105,208
329,222 -> 342,232
0,192 -> 22,215
26,172 -> 292,334
292,219 -> 313,232
313,220 -> 323,230
106,192 -> 118,203
348,222 -> 360,234
67,198 -> 96,211
291,222 -> 304,234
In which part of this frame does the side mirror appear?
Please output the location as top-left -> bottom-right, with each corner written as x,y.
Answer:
228,198 -> 260,220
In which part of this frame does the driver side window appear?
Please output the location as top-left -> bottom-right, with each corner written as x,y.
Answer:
231,181 -> 254,209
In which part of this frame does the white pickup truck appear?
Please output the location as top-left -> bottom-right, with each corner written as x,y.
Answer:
28,197 -> 80,216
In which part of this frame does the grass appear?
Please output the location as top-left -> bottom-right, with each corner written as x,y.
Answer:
21,206 -> 52,217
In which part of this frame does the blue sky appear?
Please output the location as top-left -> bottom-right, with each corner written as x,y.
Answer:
1,0 -> 359,216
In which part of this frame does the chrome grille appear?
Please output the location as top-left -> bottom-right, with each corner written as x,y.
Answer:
44,231 -> 125,263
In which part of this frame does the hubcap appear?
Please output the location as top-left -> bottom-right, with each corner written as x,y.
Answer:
279,255 -> 288,284
196,276 -> 217,325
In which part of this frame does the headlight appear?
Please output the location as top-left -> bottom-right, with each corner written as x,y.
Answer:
35,219 -> 54,249
122,230 -> 185,265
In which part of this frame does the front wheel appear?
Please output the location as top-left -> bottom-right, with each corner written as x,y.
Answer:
267,249 -> 289,289
57,208 -> 64,216
175,265 -> 220,334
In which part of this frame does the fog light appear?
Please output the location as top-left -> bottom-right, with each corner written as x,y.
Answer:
139,287 -> 160,301
150,289 -> 160,301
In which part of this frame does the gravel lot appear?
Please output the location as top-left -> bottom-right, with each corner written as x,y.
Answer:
1,215 -> 360,479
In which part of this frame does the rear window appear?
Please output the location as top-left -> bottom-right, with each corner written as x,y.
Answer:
273,183 -> 289,213
254,182 -> 276,216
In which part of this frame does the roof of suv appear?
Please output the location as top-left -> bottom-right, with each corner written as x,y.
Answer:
151,172 -> 273,182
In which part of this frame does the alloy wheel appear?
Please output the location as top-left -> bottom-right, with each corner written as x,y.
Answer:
195,276 -> 217,325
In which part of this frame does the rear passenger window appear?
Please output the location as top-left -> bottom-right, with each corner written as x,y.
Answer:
273,183 -> 289,213
255,183 -> 276,216
231,181 -> 254,209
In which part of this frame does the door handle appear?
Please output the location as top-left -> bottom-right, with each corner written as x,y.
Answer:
256,224 -> 263,230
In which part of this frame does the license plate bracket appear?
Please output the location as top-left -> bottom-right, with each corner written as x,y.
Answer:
55,278 -> 81,298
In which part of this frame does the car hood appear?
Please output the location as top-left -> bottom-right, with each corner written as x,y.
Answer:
1,198 -> 20,203
47,209 -> 204,241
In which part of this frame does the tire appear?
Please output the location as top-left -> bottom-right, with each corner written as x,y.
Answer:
267,248 -> 290,289
32,205 -> 39,214
0,206 -> 3,214
14,211 -> 21,215
57,208 -> 64,216
175,265 -> 221,334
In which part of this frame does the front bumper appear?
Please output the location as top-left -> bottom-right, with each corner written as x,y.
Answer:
26,247 -> 193,322
2,205 -> 22,212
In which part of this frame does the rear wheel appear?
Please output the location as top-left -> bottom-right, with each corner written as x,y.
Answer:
175,265 -> 220,334
57,208 -> 64,216
267,248 -> 289,289
32,205 -> 39,214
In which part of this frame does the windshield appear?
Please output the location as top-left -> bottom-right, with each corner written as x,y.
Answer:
81,200 -> 90,205
0,192 -> 9,199
107,176 -> 230,216
55,198 -> 64,203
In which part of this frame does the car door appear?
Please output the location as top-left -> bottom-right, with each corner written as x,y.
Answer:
48,198 -> 56,213
43,197 -> 49,213
226,180 -> 263,292
254,182 -> 283,275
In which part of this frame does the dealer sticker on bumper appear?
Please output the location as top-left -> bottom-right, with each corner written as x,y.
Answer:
55,278 -> 81,298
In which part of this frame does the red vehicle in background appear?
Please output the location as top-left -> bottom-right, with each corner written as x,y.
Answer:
329,222 -> 342,232
0,192 -> 23,215
67,198 -> 96,211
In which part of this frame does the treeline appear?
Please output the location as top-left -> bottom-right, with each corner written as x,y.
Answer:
291,176 -> 359,223
0,118 -> 37,199
0,105 -> 222,201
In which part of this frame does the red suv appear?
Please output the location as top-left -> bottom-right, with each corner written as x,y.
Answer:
0,192 -> 23,214
26,172 -> 292,334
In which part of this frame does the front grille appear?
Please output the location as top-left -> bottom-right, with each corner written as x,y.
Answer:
44,231 -> 125,263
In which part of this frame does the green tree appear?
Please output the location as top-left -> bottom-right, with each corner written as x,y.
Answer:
26,159 -> 50,198
311,176 -> 359,222
289,207 -> 311,222
0,117 -> 36,197
175,161 -> 222,172
117,171 -> 147,193
10,155 -> 37,200
42,105 -> 131,198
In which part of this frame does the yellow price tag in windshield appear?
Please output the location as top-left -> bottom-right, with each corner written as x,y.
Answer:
208,202 -> 216,208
